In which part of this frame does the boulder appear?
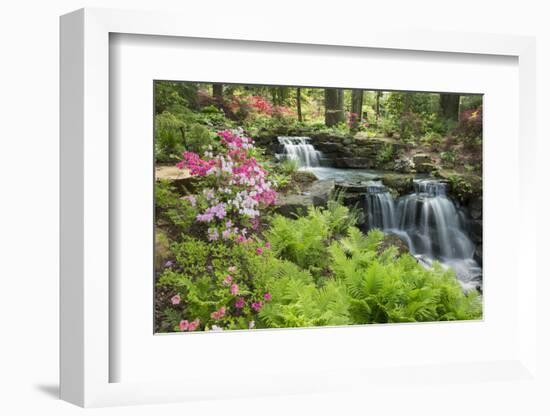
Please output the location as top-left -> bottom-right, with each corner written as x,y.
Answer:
415,162 -> 438,174
377,233 -> 410,257
469,219 -> 483,244
413,153 -> 432,166
334,158 -> 375,169
335,181 -> 372,194
468,196 -> 483,220
155,166 -> 199,193
275,180 -> 335,217
315,142 -> 344,153
381,174 -> 414,196
393,157 -> 414,173
474,244 -> 483,267
291,170 -> 318,185
435,170 -> 482,204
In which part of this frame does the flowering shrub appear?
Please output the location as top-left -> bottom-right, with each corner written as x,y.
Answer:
272,105 -> 295,118
176,129 -> 277,243
156,235 -> 278,332
249,95 -> 273,115
456,106 -> 482,143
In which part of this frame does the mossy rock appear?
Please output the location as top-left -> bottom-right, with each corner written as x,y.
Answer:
381,174 -> 414,196
275,180 -> 335,217
436,170 -> 482,204
415,162 -> 438,174
413,153 -> 432,165
378,234 -> 410,257
291,170 -> 318,185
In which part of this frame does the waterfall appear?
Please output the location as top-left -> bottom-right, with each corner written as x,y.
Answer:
365,179 -> 481,290
364,182 -> 397,230
277,136 -> 322,168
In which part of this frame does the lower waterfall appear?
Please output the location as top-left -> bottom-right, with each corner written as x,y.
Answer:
365,179 -> 481,291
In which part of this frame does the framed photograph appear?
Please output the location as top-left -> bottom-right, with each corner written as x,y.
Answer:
60,8 -> 540,408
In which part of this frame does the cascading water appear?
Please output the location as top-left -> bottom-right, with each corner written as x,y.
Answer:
365,179 -> 481,290
365,182 -> 397,230
277,136 -> 322,168
277,137 -> 481,290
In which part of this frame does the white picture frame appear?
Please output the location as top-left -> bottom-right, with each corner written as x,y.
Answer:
60,7 -> 539,408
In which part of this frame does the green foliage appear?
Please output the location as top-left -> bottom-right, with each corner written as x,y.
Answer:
279,159 -> 299,175
186,123 -> 214,153
155,112 -> 186,162
266,209 -> 331,275
376,143 -> 395,164
329,228 -> 482,323
448,174 -> 474,203
258,223 -> 482,328
378,116 -> 399,137
265,197 -> 358,277
420,131 -> 444,150
440,150 -> 458,165
155,179 -> 180,210
157,236 -> 278,331
259,277 -> 351,328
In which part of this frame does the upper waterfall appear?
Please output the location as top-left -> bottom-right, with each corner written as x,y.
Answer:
277,136 -> 322,168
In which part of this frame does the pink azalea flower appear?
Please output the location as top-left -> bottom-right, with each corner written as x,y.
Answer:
188,318 -> 200,331
265,242 -> 271,249
179,320 -> 189,331
230,283 -> 239,296
251,301 -> 263,312
263,293 -> 272,301
171,294 -> 181,305
211,307 -> 226,320
235,298 -> 245,309
223,275 -> 232,285
256,247 -> 263,255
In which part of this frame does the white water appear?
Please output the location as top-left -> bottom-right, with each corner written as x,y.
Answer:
365,180 -> 481,291
277,136 -> 322,168
277,137 -> 482,291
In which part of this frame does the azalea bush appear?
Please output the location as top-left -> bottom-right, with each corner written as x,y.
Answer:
157,235 -> 276,332
175,129 -> 277,243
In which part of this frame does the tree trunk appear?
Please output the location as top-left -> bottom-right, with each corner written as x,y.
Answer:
350,89 -> 363,129
439,93 -> 460,122
296,87 -> 303,122
375,91 -> 381,123
212,83 -> 223,107
324,88 -> 345,127
351,90 -> 363,119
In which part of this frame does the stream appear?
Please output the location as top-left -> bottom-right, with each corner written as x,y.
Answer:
277,136 -> 482,291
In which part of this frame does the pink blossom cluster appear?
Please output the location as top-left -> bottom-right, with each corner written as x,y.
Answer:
251,301 -> 263,312
176,129 -> 277,242
179,318 -> 200,332
176,151 -> 216,176
211,306 -> 226,320
248,95 -> 273,115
